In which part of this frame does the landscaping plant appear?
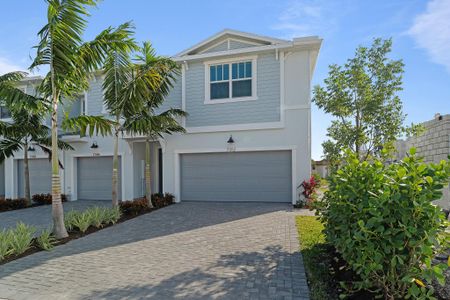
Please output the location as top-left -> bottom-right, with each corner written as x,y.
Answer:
0,198 -> 28,212
71,211 -> 92,233
0,230 -> 13,261
9,222 -> 36,255
318,149 -> 450,299
37,229 -> 56,251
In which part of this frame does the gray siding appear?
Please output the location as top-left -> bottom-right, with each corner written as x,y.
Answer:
230,40 -> 257,50
77,156 -> 121,200
203,41 -> 228,53
185,52 -> 280,127
181,151 -> 292,202
156,74 -> 182,114
0,163 -> 4,196
86,76 -> 105,116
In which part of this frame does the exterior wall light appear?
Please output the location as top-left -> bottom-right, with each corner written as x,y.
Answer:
27,145 -> 35,152
90,141 -> 99,149
227,135 -> 236,152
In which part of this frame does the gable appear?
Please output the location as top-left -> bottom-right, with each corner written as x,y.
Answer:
176,29 -> 287,57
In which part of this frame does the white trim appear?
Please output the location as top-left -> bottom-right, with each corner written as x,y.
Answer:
181,64 -> 186,127
280,51 -> 285,125
204,55 -> 257,104
82,92 -> 88,115
174,41 -> 322,62
198,40 -> 229,54
284,104 -> 310,110
186,121 -> 284,133
71,153 -> 125,201
173,146 -> 297,204
198,37 -> 265,55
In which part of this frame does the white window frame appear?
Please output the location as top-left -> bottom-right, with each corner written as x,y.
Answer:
80,92 -> 88,115
204,55 -> 257,104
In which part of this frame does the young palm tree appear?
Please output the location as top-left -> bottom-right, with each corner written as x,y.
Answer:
122,42 -> 186,207
102,42 -> 180,207
30,0 -> 136,238
0,106 -> 73,205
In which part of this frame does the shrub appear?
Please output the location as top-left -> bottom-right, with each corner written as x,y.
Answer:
37,229 -> 56,251
64,210 -> 80,232
103,206 -> 121,225
32,193 -> 67,205
87,207 -> 107,228
0,198 -> 28,212
9,222 -> 36,255
296,176 -> 319,208
71,211 -> 92,233
0,230 -> 13,261
318,149 -> 450,299
151,193 -> 175,208
119,198 -> 149,215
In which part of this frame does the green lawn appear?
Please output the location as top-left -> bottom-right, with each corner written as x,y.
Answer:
296,216 -> 336,300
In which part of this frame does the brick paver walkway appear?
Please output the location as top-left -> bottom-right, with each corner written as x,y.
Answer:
0,202 -> 309,300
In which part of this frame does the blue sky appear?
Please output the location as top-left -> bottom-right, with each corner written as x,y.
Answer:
1,0 -> 449,159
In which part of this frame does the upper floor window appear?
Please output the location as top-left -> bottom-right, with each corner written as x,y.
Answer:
205,56 -> 257,104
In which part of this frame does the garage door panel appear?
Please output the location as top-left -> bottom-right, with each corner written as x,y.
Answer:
181,151 -> 292,202
17,159 -> 52,197
77,156 -> 121,201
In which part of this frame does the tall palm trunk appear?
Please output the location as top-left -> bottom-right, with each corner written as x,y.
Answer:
50,63 -> 68,239
111,115 -> 120,207
23,140 -> 31,205
145,138 -> 153,207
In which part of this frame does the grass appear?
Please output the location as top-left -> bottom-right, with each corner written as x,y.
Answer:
296,216 -> 336,300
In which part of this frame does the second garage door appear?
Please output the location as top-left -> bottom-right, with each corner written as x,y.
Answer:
180,151 -> 292,202
77,156 -> 121,200
17,158 -> 52,197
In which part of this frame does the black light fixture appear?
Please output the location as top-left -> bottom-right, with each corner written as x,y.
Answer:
227,135 -> 236,152
27,145 -> 35,152
90,141 -> 99,149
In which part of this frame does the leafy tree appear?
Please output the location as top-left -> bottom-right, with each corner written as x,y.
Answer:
123,42 -> 185,206
313,38 -> 413,165
29,0 -> 135,238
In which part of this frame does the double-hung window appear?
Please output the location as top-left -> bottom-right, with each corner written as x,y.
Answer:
206,57 -> 256,103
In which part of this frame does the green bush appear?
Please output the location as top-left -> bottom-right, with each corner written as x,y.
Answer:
71,211 -> 92,233
88,207 -> 106,228
9,222 -> 36,255
37,229 -> 56,251
64,210 -> 80,232
103,206 -> 121,225
318,149 -> 450,299
0,230 -> 13,261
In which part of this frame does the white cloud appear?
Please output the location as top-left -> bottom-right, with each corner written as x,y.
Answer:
272,0 -> 350,39
0,56 -> 25,75
408,0 -> 450,72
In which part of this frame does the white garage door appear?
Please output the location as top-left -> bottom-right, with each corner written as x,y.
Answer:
17,158 -> 52,197
180,151 -> 292,202
77,156 -> 121,200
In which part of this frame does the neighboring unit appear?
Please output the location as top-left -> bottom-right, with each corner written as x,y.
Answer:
0,29 -> 322,204
396,113 -> 450,210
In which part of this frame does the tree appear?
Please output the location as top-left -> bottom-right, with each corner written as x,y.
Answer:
102,42 -> 183,207
29,0 -> 135,238
0,104 -> 73,205
313,38 -> 408,166
123,43 -> 185,206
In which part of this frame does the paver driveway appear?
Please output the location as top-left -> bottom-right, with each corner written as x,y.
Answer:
0,202 -> 309,300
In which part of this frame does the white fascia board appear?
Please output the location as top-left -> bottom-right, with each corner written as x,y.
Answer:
174,39 -> 322,63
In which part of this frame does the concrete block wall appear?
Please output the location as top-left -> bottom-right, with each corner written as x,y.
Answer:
397,114 -> 450,210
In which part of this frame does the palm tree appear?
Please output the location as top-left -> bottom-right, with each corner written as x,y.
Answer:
103,42 -> 181,207
122,42 -> 186,207
0,105 -> 73,205
30,0 -> 136,238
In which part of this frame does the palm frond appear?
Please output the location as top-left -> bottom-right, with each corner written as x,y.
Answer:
36,144 -> 65,169
35,136 -> 74,151
61,115 -> 115,137
0,138 -> 22,163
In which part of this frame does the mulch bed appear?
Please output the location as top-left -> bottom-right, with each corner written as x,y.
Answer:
320,245 -> 448,300
0,206 -> 162,266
